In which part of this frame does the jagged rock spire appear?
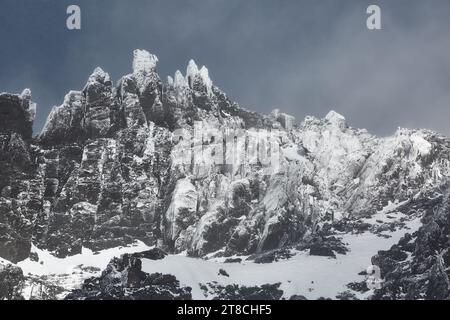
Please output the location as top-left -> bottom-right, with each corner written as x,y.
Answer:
174,70 -> 188,88
325,110 -> 346,130
0,90 -> 35,140
20,88 -> 32,101
86,67 -> 111,86
185,59 -> 213,94
19,88 -> 36,122
186,59 -> 199,82
133,49 -> 159,74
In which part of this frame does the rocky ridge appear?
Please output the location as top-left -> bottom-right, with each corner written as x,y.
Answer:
1,49 -> 450,299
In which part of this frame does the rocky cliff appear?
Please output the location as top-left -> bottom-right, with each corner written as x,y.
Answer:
1,49 -> 450,281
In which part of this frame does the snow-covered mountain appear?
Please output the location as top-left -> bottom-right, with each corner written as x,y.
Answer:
1,49 -> 450,300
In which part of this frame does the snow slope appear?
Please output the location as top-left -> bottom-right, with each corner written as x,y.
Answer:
18,241 -> 152,276
14,241 -> 152,299
142,210 -> 421,300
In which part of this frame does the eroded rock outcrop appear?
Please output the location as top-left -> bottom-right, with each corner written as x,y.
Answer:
0,261 -> 25,300
1,49 -> 450,268
0,91 -> 38,262
65,248 -> 192,300
371,183 -> 450,299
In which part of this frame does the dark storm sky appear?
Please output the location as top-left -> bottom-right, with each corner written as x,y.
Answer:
1,0 -> 450,136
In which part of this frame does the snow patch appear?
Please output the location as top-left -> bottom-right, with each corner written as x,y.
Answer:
142,212 -> 421,300
17,241 -> 152,277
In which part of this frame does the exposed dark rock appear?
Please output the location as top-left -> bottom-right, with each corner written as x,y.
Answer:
371,245 -> 409,277
336,291 -> 359,300
1,49 -> 450,302
204,282 -> 283,300
133,247 -> 167,260
289,295 -> 308,300
65,252 -> 191,300
224,258 -> 242,263
0,263 -> 25,300
29,251 -> 39,262
309,243 -> 336,258
347,281 -> 369,293
247,248 -> 294,264
370,188 -> 450,300
218,269 -> 229,277
0,92 -> 37,263
0,91 -> 34,140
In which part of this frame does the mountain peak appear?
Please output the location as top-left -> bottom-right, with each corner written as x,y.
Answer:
168,69 -> 190,89
20,88 -> 32,101
186,59 -> 199,77
186,59 -> 213,94
86,67 -> 110,86
325,110 -> 346,129
198,66 -> 212,93
132,49 -> 159,74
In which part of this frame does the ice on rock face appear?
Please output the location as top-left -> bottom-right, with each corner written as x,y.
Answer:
199,66 -> 213,94
39,90 -> 85,140
130,49 -> 161,95
174,70 -> 188,88
165,178 -> 198,241
271,109 -> 295,130
169,70 -> 190,105
325,110 -> 346,130
86,67 -> 111,86
20,88 -> 32,101
63,91 -> 84,106
186,59 -> 199,82
26,102 -> 37,122
19,88 -> 36,121
390,129 -> 433,159
410,132 -> 432,157
133,49 -> 159,74
7,48 -> 450,289
186,59 -> 213,94
167,76 -> 174,86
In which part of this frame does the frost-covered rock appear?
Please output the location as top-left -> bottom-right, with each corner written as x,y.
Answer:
325,110 -> 346,130
133,49 -> 158,74
371,184 -> 450,300
2,49 -> 450,270
164,178 -> 198,247
271,109 -> 296,130
82,67 -> 120,138
65,250 -> 192,300
0,92 -> 39,262
186,59 -> 213,96
38,66 -> 120,145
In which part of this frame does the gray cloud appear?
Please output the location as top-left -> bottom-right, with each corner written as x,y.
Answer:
1,0 -> 450,136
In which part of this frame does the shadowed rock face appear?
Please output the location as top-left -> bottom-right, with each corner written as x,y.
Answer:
0,92 -> 36,263
0,93 -> 34,141
0,262 -> 24,300
65,248 -> 192,300
1,49 -> 450,267
370,185 -> 450,300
